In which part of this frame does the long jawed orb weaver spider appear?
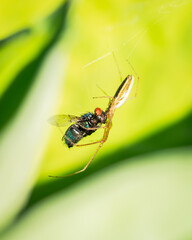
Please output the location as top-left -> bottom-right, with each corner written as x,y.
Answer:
48,57 -> 139,178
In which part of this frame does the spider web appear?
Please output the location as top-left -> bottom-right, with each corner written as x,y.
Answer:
76,0 -> 192,114
44,0 -> 192,177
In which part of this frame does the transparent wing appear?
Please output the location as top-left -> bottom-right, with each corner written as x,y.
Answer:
48,114 -> 80,127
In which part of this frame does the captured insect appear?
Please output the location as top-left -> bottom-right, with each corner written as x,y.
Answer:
48,54 -> 138,178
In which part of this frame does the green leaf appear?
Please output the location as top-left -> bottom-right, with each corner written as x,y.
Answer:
0,1 -> 192,238
0,4 -> 68,230
0,0 -> 66,39
1,148 -> 192,240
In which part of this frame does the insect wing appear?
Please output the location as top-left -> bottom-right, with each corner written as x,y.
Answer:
48,114 -> 79,127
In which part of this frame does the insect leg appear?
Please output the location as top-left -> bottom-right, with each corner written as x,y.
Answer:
63,135 -> 76,147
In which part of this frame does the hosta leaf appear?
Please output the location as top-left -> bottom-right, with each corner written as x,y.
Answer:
0,4 -> 68,230
1,148 -> 192,240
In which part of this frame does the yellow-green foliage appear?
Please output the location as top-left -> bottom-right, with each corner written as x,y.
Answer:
0,0 -> 192,239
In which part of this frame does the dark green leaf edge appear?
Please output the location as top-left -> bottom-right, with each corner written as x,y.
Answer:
0,1 -> 70,133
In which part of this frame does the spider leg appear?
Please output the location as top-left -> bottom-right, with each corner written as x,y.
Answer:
75,140 -> 103,147
75,121 -> 111,147
49,119 -> 112,178
75,125 -> 107,147
63,122 -> 107,148
48,141 -> 105,178
96,84 -> 110,96
63,135 -> 103,148
78,124 -> 107,131
93,96 -> 114,99
48,124 -> 111,178
112,51 -> 123,82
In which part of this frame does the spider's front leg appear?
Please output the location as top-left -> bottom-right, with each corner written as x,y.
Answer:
48,123 -> 110,178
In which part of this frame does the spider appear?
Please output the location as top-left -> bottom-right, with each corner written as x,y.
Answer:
48,54 -> 139,177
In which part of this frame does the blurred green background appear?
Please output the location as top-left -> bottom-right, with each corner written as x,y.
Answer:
0,0 -> 192,239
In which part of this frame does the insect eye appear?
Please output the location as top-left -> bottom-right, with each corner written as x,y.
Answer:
95,108 -> 102,116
